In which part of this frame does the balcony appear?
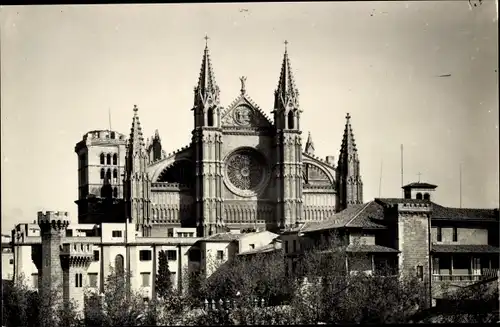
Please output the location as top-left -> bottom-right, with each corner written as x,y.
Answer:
432,268 -> 499,282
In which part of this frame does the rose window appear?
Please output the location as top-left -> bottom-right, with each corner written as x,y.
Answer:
225,151 -> 265,191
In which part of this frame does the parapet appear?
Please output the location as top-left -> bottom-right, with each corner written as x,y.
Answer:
37,211 -> 70,231
60,242 -> 94,267
75,130 -> 127,153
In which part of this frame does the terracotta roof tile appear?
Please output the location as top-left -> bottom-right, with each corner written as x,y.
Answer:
202,232 -> 243,242
402,182 -> 437,189
431,244 -> 499,253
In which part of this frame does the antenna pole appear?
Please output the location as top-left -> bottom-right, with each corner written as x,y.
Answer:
378,160 -> 383,197
460,163 -> 462,208
108,108 -> 112,132
400,144 -> 404,197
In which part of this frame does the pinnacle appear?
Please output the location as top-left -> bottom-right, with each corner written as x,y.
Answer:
275,43 -> 298,107
305,131 -> 315,155
195,39 -> 218,102
129,105 -> 146,151
339,113 -> 358,162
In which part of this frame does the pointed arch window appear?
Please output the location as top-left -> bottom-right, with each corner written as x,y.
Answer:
106,154 -> 111,165
287,111 -> 294,130
106,169 -> 111,180
207,108 -> 214,127
100,153 -> 105,165
115,254 -> 124,276
113,154 -> 117,165
113,187 -> 118,198
100,168 -> 105,180
113,169 -> 118,179
416,192 -> 423,200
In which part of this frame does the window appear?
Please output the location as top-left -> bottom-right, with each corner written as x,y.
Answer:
113,169 -> 118,179
88,273 -> 98,288
293,240 -> 297,252
166,250 -> 177,261
167,229 -> 174,237
416,192 -> 423,200
100,168 -> 105,180
113,187 -> 118,198
111,132 -> 116,139
32,273 -> 38,289
140,250 -> 152,261
287,111 -> 294,129
9,259 -> 13,264
249,244 -> 255,250
100,153 -> 105,165
106,154 -> 111,165
112,230 -> 122,238
141,272 -> 150,287
93,250 -> 100,261
284,241 -> 289,254
432,257 -> 440,275
436,227 -> 442,242
113,154 -> 117,165
106,169 -> 111,180
217,250 -> 224,260
207,108 -> 214,127
452,227 -> 458,242
75,273 -> 83,287
115,255 -> 124,275
423,193 -> 430,200
417,265 -> 424,281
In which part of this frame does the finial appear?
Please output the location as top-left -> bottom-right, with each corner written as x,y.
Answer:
346,112 -> 351,120
133,105 -> 138,113
239,76 -> 247,94
284,40 -> 289,52
204,34 -> 210,48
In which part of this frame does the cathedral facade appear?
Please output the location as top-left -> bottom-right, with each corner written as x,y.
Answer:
74,41 -> 363,237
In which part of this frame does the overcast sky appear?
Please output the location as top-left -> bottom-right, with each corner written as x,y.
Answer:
1,2 -> 498,233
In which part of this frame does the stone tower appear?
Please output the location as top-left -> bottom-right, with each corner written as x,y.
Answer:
123,105 -> 152,236
74,130 -> 127,224
191,39 -> 225,237
32,211 -> 69,307
336,113 -> 363,211
273,42 -> 304,229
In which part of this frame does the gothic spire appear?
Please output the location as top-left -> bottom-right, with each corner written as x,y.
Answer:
194,35 -> 219,106
274,40 -> 299,109
339,113 -> 358,160
128,105 -> 146,153
305,131 -> 315,155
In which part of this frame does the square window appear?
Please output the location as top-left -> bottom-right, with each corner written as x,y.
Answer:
217,250 -> 224,260
166,250 -> 177,261
88,273 -> 98,288
417,265 -> 424,281
139,250 -> 152,261
249,244 -> 255,249
9,259 -> 13,265
112,230 -> 122,238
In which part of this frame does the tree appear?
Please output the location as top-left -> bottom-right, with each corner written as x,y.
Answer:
156,250 -> 173,300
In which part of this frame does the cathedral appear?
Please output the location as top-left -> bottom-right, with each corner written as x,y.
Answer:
74,40 -> 363,238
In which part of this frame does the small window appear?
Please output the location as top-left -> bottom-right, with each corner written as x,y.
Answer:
110,132 -> 115,139
436,227 -> 442,242
88,273 -> 98,288
284,241 -> 289,254
106,169 -> 111,180
452,227 -> 458,242
139,250 -> 152,261
75,273 -> 83,288
287,111 -> 294,129
249,244 -> 255,250
32,273 -> 38,289
141,272 -> 150,287
207,108 -> 214,127
112,230 -> 122,238
113,187 -> 118,198
166,250 -> 177,261
106,154 -> 111,165
417,266 -> 424,281
9,259 -> 13,264
113,153 -> 118,165
423,193 -> 430,200
93,250 -> 100,261
113,169 -> 118,179
217,250 -> 224,260
100,153 -> 105,165
416,193 -> 423,200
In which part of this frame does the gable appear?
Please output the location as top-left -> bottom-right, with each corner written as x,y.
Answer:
221,94 -> 273,129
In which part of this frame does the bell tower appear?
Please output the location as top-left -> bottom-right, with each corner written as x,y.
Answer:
273,41 -> 304,229
191,36 -> 225,237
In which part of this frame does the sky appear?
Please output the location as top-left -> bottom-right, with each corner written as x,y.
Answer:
1,2 -> 498,233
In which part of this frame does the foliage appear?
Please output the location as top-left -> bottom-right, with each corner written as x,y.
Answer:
156,250 -> 173,300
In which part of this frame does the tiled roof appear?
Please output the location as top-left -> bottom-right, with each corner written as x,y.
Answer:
431,203 -> 498,221
402,182 -> 438,189
346,244 -> 399,253
431,244 -> 499,253
375,198 -> 430,206
201,232 -> 243,242
301,202 -> 387,233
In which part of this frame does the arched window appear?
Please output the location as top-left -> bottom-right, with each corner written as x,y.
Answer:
287,111 -> 294,129
106,169 -> 111,180
416,192 -> 423,200
115,254 -> 124,276
75,273 -> 79,287
113,187 -> 118,198
113,154 -> 117,165
110,132 -> 115,139
100,153 -> 105,165
207,108 -> 214,127
100,168 -> 105,180
106,154 -> 111,165
113,169 -> 118,179
423,193 -> 430,200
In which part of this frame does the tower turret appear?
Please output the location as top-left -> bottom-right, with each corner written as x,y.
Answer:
191,37 -> 224,236
123,105 -> 152,236
273,41 -> 304,229
336,113 -> 363,211
147,129 -> 163,163
305,131 -> 315,156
